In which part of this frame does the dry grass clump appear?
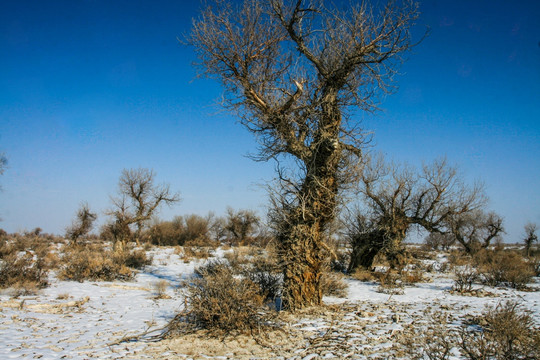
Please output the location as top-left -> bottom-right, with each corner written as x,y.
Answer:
174,263 -> 274,335
179,246 -> 212,262
400,267 -> 428,285
350,267 -> 378,282
153,279 -> 171,299
59,243 -> 151,282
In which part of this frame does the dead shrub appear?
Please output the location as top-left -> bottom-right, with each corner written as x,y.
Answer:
243,255 -> 282,301
0,251 -> 49,292
194,259 -> 231,277
181,246 -> 212,262
59,244 -> 150,281
401,267 -> 427,285
0,233 -> 53,293
459,301 -> 540,360
401,311 -> 456,360
453,265 -> 479,293
320,271 -> 348,297
223,248 -> 251,271
477,250 -> 534,289
448,250 -> 472,267
180,264 -> 272,335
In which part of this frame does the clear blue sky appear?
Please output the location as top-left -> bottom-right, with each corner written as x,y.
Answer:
1,0 -> 539,243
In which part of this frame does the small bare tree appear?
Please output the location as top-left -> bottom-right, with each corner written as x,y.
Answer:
190,0 -> 421,309
349,155 -> 486,271
65,202 -> 97,244
225,208 -> 260,246
446,210 -> 504,254
523,222 -> 538,257
0,154 -> 6,221
0,153 -> 6,192
108,168 -> 180,247
209,215 -> 228,243
0,154 -> 6,176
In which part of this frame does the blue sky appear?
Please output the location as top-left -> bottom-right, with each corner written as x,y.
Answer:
1,0 -> 539,243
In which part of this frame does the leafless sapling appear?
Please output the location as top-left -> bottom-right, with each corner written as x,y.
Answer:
65,202 -> 97,244
225,208 -> 260,246
107,168 -> 180,248
523,222 -> 538,257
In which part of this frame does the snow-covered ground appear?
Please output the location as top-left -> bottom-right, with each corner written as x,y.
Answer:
1,246 -> 538,359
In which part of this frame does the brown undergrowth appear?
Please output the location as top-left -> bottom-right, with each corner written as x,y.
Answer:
0,232 -> 58,294
58,243 -> 151,281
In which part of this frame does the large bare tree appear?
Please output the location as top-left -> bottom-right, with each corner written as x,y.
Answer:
107,168 -> 180,247
348,155 -> 487,270
190,0 -> 420,309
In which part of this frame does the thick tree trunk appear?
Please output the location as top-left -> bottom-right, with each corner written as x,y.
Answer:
347,230 -> 387,272
348,229 -> 407,272
278,134 -> 341,309
278,221 -> 325,310
276,90 -> 343,310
